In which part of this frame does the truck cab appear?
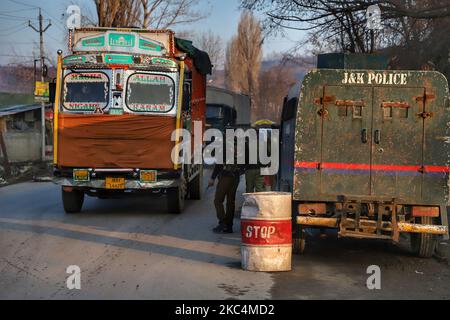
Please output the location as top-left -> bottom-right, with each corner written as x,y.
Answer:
206,103 -> 237,131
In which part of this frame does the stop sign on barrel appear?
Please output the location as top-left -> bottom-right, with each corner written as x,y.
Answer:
241,192 -> 292,272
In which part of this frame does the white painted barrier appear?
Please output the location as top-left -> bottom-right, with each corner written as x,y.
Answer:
241,192 -> 292,272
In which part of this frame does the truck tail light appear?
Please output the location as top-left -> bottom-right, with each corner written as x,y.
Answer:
412,206 -> 439,218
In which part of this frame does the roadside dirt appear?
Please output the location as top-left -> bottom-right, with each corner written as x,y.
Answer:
0,161 -> 52,187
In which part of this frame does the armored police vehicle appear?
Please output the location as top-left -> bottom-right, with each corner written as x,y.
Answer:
279,54 -> 449,257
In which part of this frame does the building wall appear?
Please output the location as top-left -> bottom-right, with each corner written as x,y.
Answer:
3,131 -> 41,162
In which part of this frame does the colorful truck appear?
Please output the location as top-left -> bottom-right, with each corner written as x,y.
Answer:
52,27 -> 211,214
279,54 -> 449,257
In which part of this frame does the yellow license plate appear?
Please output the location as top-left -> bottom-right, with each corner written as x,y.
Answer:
105,177 -> 125,189
73,169 -> 90,182
140,170 -> 157,183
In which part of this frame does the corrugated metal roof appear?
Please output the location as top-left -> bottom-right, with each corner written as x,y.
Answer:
0,104 -> 51,117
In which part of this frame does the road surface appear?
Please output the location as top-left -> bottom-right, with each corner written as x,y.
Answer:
0,172 -> 449,299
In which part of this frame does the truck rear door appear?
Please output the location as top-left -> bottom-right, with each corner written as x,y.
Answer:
320,86 -> 372,196
295,70 -> 449,205
371,87 -> 425,200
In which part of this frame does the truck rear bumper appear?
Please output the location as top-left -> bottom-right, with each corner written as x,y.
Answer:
53,177 -> 179,190
296,216 -> 448,236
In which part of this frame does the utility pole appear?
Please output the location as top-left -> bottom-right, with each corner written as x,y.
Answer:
29,8 -> 51,161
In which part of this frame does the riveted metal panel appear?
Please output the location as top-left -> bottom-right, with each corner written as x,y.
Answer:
371,86 -> 425,201
293,69 -> 449,206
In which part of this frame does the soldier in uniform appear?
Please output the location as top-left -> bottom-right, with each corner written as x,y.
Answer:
245,166 -> 264,193
208,163 -> 242,233
208,138 -> 244,233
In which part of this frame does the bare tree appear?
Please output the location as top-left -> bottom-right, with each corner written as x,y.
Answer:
257,63 -> 297,122
192,30 -> 224,70
225,11 -> 263,118
142,0 -> 206,29
241,0 -> 450,53
224,37 -> 240,92
93,0 -> 206,29
94,0 -> 141,27
241,0 -> 450,78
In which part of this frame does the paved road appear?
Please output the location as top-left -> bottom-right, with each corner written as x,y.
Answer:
0,173 -> 449,300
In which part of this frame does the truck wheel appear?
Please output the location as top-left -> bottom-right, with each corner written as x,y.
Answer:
293,224 -> 306,254
410,216 -> 438,258
167,187 -> 185,214
189,168 -> 203,200
62,188 -> 84,214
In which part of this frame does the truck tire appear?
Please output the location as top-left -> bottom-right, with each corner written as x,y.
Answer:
62,188 -> 84,214
292,224 -> 306,254
167,187 -> 185,214
410,216 -> 438,258
189,168 -> 203,200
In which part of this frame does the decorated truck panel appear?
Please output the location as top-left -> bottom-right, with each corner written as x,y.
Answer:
52,28 -> 211,214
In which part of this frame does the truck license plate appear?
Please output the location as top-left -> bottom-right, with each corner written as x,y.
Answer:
105,177 -> 125,189
73,169 -> 90,182
140,170 -> 157,183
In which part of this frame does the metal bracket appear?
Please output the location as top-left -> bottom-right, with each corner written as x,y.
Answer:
415,93 -> 436,103
417,111 -> 433,119
317,108 -> 329,118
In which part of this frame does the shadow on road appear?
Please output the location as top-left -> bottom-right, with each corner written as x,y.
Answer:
0,219 -> 240,266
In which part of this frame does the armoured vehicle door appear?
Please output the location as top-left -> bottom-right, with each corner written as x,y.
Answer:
320,86 -> 372,196
371,87 -> 425,199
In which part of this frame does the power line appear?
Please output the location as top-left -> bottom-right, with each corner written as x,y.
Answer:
0,8 -> 35,14
7,0 -> 39,9
0,12 -> 37,19
41,8 -> 66,32
0,54 -> 35,57
45,33 -> 62,43
5,0 -> 66,32
0,22 -> 26,32
0,25 -> 28,36
3,42 -> 34,45
3,41 -> 37,44
0,15 -> 39,22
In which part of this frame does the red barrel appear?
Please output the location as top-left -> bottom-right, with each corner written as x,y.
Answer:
241,192 -> 292,272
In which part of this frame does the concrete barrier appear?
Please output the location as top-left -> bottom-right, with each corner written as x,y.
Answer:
241,192 -> 292,272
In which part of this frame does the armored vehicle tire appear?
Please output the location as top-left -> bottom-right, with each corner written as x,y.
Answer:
189,168 -> 203,200
293,225 -> 306,254
62,188 -> 84,214
167,186 -> 185,214
293,237 -> 306,254
410,216 -> 438,258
